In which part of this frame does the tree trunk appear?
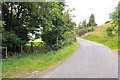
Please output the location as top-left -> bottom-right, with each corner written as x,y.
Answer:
56,20 -> 59,47
10,3 -> 13,28
31,42 -> 33,52
17,6 -> 20,20
56,31 -> 59,47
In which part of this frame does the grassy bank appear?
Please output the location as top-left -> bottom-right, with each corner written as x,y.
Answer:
2,42 -> 79,78
80,22 -> 118,49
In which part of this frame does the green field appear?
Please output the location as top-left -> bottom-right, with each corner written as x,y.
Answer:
2,42 -> 79,78
29,38 -> 43,43
80,22 -> 118,50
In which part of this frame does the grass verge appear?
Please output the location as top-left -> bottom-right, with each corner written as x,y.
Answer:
2,42 -> 79,78
79,22 -> 118,50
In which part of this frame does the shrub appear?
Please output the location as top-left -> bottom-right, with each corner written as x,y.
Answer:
106,26 -> 114,36
88,27 -> 94,32
2,32 -> 24,57
106,31 -> 112,36
78,29 -> 88,36
64,30 -> 76,43
44,30 -> 76,51
114,26 -> 119,34
92,23 -> 97,26
105,21 -> 110,24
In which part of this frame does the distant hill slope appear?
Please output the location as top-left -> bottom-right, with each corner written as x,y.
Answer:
80,22 -> 118,50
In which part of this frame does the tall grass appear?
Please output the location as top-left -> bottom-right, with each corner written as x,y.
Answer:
80,22 -> 118,49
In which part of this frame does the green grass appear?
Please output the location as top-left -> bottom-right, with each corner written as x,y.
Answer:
2,42 -> 79,78
80,22 -> 118,49
29,38 -> 43,42
26,38 -> 43,46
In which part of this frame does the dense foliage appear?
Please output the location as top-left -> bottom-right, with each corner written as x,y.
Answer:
81,20 -> 87,27
106,26 -> 114,36
77,14 -> 96,36
87,14 -> 95,27
40,3 -> 76,50
108,3 -> 120,36
109,2 -> 120,26
2,2 -> 41,53
2,2 -> 76,56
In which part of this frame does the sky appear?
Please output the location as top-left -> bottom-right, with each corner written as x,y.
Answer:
65,0 -> 119,26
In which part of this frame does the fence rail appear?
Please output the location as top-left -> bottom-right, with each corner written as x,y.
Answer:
27,42 -> 45,53
2,42 -> 45,58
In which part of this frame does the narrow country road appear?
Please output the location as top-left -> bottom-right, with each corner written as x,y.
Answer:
39,38 -> 118,78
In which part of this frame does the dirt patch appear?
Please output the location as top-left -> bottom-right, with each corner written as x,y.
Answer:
103,46 -> 118,56
5,45 -> 78,78
10,71 -> 29,78
27,60 -> 65,78
9,60 -> 64,78
110,48 -> 120,56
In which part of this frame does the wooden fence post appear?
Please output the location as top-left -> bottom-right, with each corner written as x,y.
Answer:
31,42 -> 33,52
21,45 -> 23,52
6,47 -> 8,58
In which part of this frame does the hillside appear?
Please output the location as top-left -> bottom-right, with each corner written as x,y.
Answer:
80,22 -> 118,50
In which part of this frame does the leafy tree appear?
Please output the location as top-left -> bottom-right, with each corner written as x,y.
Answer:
41,2 -> 64,49
2,2 -> 41,53
40,2 -> 76,50
2,2 -> 76,54
109,2 -> 120,37
82,20 -> 87,27
78,22 -> 82,29
87,14 -> 95,27
109,2 -> 120,26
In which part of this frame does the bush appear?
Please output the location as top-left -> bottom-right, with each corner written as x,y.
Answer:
88,27 -> 94,32
92,23 -> 97,26
114,26 -> 119,34
78,29 -> 88,36
51,31 -> 76,51
2,32 -> 24,57
106,26 -> 114,36
105,21 -> 110,24
42,30 -> 76,51
64,31 -> 76,42
106,26 -> 114,31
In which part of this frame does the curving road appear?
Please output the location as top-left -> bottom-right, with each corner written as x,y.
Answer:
39,38 -> 118,78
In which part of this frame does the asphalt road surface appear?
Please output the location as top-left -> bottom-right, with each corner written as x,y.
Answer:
39,38 -> 118,78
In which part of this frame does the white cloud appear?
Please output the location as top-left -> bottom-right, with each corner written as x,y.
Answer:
65,0 -> 119,26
